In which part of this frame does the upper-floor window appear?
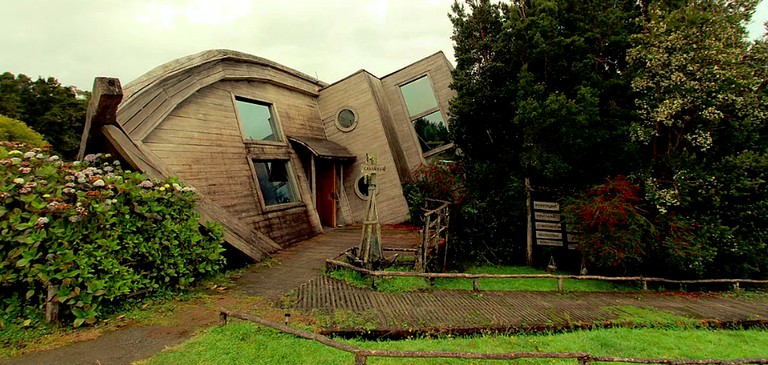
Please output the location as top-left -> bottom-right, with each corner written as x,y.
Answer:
235,97 -> 281,142
400,76 -> 450,155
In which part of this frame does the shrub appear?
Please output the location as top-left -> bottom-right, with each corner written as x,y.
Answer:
0,115 -> 47,148
565,176 -> 650,274
402,160 -> 465,225
0,142 -> 224,327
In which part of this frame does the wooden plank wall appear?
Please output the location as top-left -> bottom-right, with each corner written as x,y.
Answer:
380,52 -> 457,172
317,72 -> 410,224
141,76 -> 324,246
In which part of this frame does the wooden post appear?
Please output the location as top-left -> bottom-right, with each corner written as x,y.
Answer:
525,178 -> 533,266
733,281 -> 740,291
77,77 -> 123,160
472,278 -> 479,292
557,277 -> 564,292
354,353 -> 367,365
220,312 -> 228,325
642,279 -> 648,291
45,284 -> 59,323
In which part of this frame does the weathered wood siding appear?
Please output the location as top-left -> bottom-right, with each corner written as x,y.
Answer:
141,75 -> 324,246
317,72 -> 410,224
380,52 -> 456,172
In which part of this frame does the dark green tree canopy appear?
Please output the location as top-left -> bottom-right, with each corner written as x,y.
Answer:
450,0 -> 642,190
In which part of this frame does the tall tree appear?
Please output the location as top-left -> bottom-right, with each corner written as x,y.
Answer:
627,0 -> 768,277
0,72 -> 89,159
448,0 -> 643,263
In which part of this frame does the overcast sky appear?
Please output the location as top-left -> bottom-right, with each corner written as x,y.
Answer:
2,0 -> 767,91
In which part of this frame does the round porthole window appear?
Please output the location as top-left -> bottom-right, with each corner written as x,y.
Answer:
354,175 -> 379,200
336,108 -> 358,132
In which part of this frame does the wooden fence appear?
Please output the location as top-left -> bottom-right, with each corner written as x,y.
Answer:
219,308 -> 768,365
415,198 -> 450,272
325,259 -> 768,292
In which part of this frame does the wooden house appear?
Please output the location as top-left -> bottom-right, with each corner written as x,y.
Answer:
80,49 -> 456,261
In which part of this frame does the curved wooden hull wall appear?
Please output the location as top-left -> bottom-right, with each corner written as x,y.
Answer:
140,77 -> 324,246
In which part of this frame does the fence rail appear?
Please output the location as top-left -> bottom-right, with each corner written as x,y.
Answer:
325,259 -> 768,292
219,308 -> 768,365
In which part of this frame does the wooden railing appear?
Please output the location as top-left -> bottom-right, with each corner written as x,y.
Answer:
325,259 -> 768,291
415,198 -> 450,272
219,308 -> 768,365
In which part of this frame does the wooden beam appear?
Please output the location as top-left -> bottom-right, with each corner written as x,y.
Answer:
77,77 -> 123,160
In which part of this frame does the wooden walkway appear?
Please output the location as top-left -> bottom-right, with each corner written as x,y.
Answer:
239,225 -> 768,336
294,276 -> 768,335
238,225 -> 418,300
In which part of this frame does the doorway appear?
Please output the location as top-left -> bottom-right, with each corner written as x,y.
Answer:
315,159 -> 336,227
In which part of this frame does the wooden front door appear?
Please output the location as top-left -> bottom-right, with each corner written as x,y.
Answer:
316,159 -> 336,227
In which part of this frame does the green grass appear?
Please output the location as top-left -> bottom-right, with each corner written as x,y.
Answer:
327,265 -> 636,293
139,322 -> 768,365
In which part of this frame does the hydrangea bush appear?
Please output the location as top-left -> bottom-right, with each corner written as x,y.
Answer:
0,142 -> 224,327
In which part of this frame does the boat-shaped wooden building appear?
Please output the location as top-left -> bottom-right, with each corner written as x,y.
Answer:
80,49 -> 455,260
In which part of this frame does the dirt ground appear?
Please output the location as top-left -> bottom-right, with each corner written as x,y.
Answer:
0,292 -> 255,365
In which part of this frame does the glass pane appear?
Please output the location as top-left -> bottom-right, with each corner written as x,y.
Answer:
236,99 -> 279,141
412,111 -> 449,151
400,76 -> 439,117
253,161 -> 298,206
337,109 -> 356,129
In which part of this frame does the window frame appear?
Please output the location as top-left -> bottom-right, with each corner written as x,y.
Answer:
398,74 -> 452,157
232,94 -> 287,146
247,157 -> 303,211
335,107 -> 359,132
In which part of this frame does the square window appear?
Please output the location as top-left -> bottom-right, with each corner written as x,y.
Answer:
400,76 -> 439,117
235,98 -> 281,142
253,160 -> 299,206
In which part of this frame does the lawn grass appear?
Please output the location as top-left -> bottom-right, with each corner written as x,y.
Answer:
327,265 -> 636,293
138,322 -> 768,365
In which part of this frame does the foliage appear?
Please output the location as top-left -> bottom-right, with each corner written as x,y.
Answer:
448,0 -> 643,264
140,322 -> 768,364
0,72 -> 89,159
0,142 -> 225,328
565,177 -> 716,277
402,160 -> 465,225
565,176 -> 648,273
0,115 -> 48,148
627,0 -> 768,278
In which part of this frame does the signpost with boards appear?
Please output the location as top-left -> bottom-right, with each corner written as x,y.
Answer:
525,179 -> 580,267
357,154 -> 385,268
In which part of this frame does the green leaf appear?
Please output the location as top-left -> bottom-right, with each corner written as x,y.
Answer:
25,289 -> 35,300
15,258 -> 30,267
73,317 -> 85,328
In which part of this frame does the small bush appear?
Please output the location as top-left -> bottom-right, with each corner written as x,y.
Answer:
0,115 -> 47,148
402,160 -> 465,225
565,176 -> 649,274
0,142 -> 225,327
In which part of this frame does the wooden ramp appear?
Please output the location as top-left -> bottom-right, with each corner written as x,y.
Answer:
294,276 -> 768,336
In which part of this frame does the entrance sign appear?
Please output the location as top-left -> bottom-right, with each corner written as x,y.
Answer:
361,164 -> 386,175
